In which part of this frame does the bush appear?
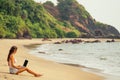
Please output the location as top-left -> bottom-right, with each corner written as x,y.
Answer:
0,26 -> 5,38
66,31 -> 77,38
5,32 -> 16,38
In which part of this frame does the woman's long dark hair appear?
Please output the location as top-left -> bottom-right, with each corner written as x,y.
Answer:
7,46 -> 17,62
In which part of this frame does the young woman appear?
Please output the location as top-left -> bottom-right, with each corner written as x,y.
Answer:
7,46 -> 42,77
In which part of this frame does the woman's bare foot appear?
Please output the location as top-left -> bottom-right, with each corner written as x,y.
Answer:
34,74 -> 42,77
16,73 -> 19,75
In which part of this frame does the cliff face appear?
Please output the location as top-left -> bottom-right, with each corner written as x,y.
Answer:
43,0 -> 120,38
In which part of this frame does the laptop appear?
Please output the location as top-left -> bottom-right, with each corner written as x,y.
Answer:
23,59 -> 28,67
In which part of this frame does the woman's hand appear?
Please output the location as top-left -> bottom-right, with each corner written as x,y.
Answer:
17,65 -> 22,67
17,65 -> 23,69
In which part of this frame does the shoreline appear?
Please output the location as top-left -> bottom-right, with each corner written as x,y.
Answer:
25,38 -> 120,80
1,38 -> 119,80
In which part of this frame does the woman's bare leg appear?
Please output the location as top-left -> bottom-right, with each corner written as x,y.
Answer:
16,67 -> 42,77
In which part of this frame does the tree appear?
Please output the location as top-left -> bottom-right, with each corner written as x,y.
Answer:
66,32 -> 77,38
43,1 -> 54,7
21,10 -> 28,20
0,26 -> 5,38
55,28 -> 65,38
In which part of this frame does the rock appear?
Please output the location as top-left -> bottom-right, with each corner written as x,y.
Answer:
38,51 -> 46,54
58,49 -> 63,51
54,42 -> 61,44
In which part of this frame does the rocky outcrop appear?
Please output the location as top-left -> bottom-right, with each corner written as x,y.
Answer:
43,0 -> 120,38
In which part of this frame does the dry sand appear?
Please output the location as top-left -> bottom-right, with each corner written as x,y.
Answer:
1,38 -> 116,80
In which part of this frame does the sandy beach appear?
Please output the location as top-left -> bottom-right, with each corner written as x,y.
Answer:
1,38 -> 117,80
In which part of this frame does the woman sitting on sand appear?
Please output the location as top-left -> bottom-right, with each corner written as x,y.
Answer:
7,46 -> 42,77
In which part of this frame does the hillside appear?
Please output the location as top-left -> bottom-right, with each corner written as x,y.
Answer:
43,0 -> 120,38
0,0 -> 80,38
0,0 -> 119,38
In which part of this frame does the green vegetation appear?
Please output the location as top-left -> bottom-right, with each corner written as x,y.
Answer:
0,0 -> 80,38
0,0 -> 119,38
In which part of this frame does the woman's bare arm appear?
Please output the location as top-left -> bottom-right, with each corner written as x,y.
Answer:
10,55 -> 22,69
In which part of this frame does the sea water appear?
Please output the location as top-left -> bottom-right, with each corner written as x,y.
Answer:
29,42 -> 120,76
